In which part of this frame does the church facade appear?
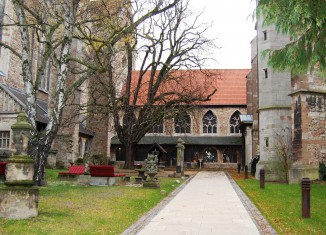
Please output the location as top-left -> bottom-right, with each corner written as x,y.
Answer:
110,69 -> 250,168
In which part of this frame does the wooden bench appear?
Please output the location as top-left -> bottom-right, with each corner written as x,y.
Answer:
89,165 -> 126,177
0,162 -> 7,176
58,165 -> 85,179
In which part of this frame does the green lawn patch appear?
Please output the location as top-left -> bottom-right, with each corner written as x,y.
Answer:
231,171 -> 326,234
0,169 -> 185,235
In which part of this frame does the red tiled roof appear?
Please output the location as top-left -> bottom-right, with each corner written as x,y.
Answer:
130,69 -> 249,106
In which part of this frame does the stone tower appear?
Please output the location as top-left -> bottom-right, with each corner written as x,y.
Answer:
255,18 -> 292,180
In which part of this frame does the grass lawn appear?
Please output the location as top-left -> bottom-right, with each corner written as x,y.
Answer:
229,170 -> 326,234
0,169 -> 185,235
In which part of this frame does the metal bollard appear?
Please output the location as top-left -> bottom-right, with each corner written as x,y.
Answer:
260,169 -> 265,189
301,178 -> 311,218
244,165 -> 248,179
237,163 -> 241,174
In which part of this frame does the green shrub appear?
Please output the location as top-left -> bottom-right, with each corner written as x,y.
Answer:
319,162 -> 326,181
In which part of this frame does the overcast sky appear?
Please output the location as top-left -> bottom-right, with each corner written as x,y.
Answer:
189,0 -> 256,69
135,0 -> 256,70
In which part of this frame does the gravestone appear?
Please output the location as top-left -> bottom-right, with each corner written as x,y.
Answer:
0,112 -> 39,219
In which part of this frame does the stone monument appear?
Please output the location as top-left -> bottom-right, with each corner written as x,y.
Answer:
143,153 -> 160,188
0,112 -> 39,219
176,138 -> 185,176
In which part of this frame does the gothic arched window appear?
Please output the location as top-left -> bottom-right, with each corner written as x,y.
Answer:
230,111 -> 241,134
202,110 -> 217,133
175,112 -> 191,134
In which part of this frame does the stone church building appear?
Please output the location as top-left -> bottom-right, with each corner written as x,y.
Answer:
111,69 -> 250,168
246,16 -> 326,183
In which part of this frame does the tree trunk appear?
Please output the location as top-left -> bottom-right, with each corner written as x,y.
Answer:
124,144 -> 136,169
29,134 -> 53,186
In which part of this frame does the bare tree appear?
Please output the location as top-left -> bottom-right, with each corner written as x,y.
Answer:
86,0 -> 217,168
272,128 -> 293,184
1,0 -> 180,185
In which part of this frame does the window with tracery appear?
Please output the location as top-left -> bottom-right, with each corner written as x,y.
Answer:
230,111 -> 241,134
202,110 -> 217,134
148,119 -> 163,134
175,112 -> 191,134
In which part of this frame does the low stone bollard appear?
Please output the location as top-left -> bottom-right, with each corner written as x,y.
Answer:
260,169 -> 265,189
244,165 -> 248,179
301,178 -> 311,218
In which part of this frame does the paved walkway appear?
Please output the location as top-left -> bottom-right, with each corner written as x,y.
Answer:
137,171 -> 260,235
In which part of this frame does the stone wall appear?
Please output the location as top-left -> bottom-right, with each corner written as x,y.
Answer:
289,74 -> 326,183
0,1 -> 24,89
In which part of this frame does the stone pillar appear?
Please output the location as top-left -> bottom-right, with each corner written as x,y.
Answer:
176,138 -> 185,176
0,112 -> 39,219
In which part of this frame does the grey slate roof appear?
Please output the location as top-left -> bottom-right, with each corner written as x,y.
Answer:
0,84 -> 94,137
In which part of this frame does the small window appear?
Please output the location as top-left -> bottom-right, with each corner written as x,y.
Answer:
122,55 -> 127,67
0,131 -> 10,149
263,31 -> 267,40
264,137 -> 269,147
263,68 -> 268,79
40,59 -> 51,92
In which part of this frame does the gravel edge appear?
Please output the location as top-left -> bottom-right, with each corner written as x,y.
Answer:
225,172 -> 278,235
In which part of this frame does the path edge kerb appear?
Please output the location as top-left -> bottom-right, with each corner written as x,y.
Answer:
122,174 -> 196,235
225,172 -> 278,235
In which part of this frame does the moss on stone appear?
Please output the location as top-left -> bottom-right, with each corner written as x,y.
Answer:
7,155 -> 34,163
5,180 -> 34,186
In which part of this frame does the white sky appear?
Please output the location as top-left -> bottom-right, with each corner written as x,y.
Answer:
189,0 -> 256,69
135,0 -> 256,70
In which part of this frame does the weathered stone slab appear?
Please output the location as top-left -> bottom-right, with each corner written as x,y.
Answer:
77,175 -> 91,185
0,187 -> 38,219
89,176 -> 123,186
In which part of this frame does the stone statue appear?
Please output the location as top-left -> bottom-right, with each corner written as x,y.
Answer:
143,153 -> 160,188
145,153 -> 158,175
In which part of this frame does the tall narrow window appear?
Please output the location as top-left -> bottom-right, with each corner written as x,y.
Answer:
263,68 -> 268,79
40,59 -> 51,91
202,110 -> 217,134
0,0 -> 5,54
230,111 -> 241,134
0,131 -> 10,149
264,137 -> 269,147
148,119 -> 163,134
263,30 -> 267,40
175,112 -> 191,134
